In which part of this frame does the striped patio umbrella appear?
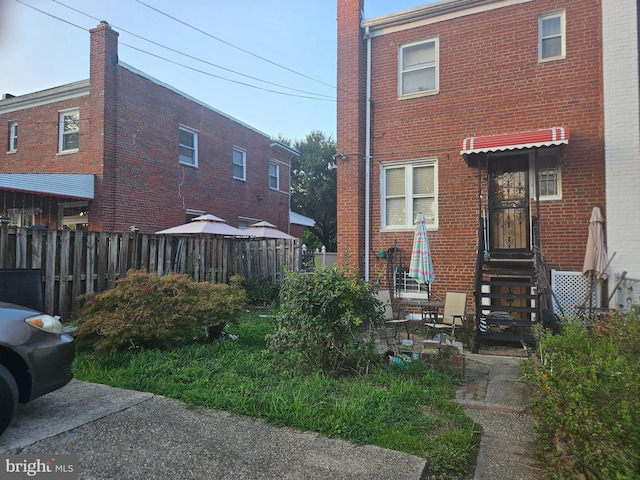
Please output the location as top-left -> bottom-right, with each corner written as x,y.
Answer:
408,213 -> 435,285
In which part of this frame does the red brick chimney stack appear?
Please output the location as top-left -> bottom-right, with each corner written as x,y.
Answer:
336,0 -> 367,275
89,22 -> 119,231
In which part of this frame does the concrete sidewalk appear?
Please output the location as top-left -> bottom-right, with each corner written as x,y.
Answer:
456,353 -> 543,480
2,380 -> 427,480
1,353 -> 543,479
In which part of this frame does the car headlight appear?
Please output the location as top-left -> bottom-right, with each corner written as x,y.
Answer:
25,314 -> 64,334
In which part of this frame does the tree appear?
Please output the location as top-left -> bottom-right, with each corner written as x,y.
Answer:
283,131 -> 337,251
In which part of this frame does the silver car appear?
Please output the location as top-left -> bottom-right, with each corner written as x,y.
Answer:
0,301 -> 75,435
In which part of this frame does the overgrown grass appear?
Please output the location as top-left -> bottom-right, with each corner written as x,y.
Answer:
73,311 -> 477,477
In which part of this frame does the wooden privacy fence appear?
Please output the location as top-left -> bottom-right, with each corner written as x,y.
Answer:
0,226 -> 301,318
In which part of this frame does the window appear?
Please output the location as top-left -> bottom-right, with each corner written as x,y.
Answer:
233,147 -> 246,180
179,126 -> 198,166
381,161 -> 437,229
238,217 -> 260,229
8,208 -> 37,227
399,38 -> 438,97
539,11 -> 565,61
8,121 -> 17,151
269,161 -> 280,190
536,150 -> 562,199
186,208 -> 205,223
58,109 -> 79,152
59,202 -> 88,230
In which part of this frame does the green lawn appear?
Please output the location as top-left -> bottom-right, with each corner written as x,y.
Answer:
73,311 -> 477,477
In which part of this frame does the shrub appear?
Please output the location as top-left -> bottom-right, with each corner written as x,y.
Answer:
242,275 -> 281,307
74,271 -> 248,353
266,266 -> 384,376
523,313 -> 640,479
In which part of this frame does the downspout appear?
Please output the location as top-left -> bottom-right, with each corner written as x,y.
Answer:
288,155 -> 292,235
364,26 -> 372,281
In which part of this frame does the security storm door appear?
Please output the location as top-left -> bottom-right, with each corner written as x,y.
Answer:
487,155 -> 530,255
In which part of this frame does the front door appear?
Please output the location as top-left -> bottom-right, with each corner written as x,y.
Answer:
487,155 -> 530,256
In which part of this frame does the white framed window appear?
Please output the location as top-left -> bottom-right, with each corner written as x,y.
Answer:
186,208 -> 205,223
539,11 -> 565,61
269,161 -> 280,190
238,216 -> 260,229
535,149 -> 562,199
381,160 -> 438,230
179,126 -> 198,166
58,108 -> 79,152
59,201 -> 88,230
399,38 -> 438,97
8,208 -> 39,227
8,121 -> 18,151
233,146 -> 246,181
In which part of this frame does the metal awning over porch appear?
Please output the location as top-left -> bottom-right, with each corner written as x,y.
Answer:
0,173 -> 94,199
459,127 -> 570,156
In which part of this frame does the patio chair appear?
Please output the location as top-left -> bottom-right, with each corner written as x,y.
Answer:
426,291 -> 467,338
374,289 -> 406,348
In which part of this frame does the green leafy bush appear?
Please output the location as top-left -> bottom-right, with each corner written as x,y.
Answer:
74,271 -> 248,353
523,313 -> 640,479
242,275 -> 281,307
266,266 -> 384,376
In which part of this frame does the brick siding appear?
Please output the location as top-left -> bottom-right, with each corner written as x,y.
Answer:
337,0 -> 605,295
1,22 -> 291,235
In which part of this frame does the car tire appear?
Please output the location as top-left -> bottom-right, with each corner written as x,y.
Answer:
0,364 -> 19,435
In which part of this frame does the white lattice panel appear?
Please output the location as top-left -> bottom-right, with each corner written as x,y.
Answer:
394,271 -> 430,299
616,275 -> 640,311
551,270 -> 600,316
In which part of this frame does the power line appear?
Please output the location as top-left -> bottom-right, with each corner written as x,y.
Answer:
136,0 -> 337,91
121,42 -> 334,101
50,0 -> 334,100
14,0 -> 336,101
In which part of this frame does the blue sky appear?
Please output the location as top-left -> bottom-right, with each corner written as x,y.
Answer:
0,1 -> 432,142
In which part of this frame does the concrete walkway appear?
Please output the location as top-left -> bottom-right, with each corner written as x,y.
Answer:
2,380 -> 427,480
2,352 -> 543,479
456,353 -> 543,480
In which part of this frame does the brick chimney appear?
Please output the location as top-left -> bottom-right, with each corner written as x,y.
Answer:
336,0 -> 366,274
88,22 -> 119,231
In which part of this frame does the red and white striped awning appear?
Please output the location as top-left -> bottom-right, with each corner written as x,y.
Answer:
459,127 -> 570,155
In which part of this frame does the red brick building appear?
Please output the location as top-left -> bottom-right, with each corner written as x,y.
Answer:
337,0 -> 605,347
0,22 -> 298,235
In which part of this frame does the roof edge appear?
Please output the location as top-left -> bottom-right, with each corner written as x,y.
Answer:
0,80 -> 90,115
363,0 -> 534,36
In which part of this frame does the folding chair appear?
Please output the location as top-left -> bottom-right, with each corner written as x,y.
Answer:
426,291 -> 467,338
374,290 -> 406,349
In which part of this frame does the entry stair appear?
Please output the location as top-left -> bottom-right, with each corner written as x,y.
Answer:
473,257 -> 539,353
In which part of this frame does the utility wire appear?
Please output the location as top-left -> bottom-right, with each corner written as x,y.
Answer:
136,0 -> 336,91
50,0 -> 334,100
14,0 -> 335,101
122,42 -> 334,100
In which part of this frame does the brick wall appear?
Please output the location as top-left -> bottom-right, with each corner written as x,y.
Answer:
1,22 -> 290,234
336,0 -> 367,273
337,0 -> 605,296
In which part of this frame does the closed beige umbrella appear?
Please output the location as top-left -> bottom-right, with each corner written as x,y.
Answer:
582,206 -> 608,314
582,206 -> 608,279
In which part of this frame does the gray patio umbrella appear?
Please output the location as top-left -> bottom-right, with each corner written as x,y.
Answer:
582,206 -> 608,313
582,206 -> 608,279
156,214 -> 246,237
